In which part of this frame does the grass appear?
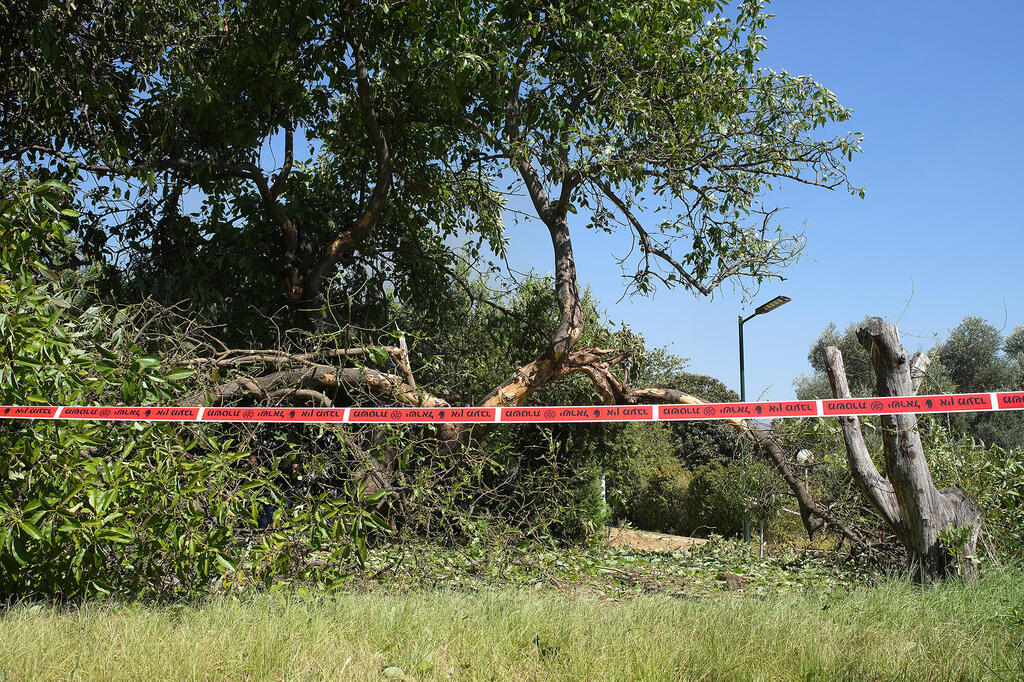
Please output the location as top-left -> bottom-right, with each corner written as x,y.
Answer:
1,566 -> 1022,681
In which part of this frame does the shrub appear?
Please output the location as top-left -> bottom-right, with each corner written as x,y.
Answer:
549,466 -> 610,543
0,177 -> 385,600
921,417 -> 1024,561
628,458 -> 692,535
683,462 -> 745,537
683,459 -> 782,539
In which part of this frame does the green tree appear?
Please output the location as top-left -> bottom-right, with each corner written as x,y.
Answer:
936,316 -> 1008,394
934,316 -> 1024,450
1004,325 -> 1024,361
794,317 -> 878,399
3,0 -> 858,330
3,0 -> 864,554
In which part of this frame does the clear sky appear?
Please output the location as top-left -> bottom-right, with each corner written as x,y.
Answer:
501,1 -> 1024,400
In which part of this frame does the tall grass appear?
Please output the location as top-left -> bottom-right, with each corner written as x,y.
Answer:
1,569 -> 1021,681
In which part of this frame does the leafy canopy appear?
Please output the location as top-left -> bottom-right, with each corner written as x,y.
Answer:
3,0 -> 860,321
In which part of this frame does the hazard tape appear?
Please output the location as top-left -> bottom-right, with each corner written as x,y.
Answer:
1,392 -> 1023,424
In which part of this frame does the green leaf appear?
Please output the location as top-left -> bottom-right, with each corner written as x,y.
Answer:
95,345 -> 119,364
98,527 -> 134,544
39,179 -> 71,193
13,355 -> 43,369
10,534 -> 29,566
215,552 -> 239,572
135,355 -> 161,369
18,519 -> 43,540
366,346 -> 389,367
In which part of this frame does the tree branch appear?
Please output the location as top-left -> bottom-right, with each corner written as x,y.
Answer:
303,38 -> 393,298
596,179 -> 710,294
824,345 -> 903,531
196,364 -> 446,408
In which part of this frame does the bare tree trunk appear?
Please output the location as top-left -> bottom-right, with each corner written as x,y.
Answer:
825,317 -> 981,581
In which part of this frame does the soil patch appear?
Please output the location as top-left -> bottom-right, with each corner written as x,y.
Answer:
606,527 -> 708,553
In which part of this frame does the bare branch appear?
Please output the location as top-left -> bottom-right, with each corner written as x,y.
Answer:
824,345 -> 902,531
196,364 -> 447,408
183,346 -> 406,368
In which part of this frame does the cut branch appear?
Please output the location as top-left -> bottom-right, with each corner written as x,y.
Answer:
196,364 -> 446,408
183,346 -> 406,368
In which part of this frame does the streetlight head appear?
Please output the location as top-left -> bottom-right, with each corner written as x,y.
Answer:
754,295 -> 791,316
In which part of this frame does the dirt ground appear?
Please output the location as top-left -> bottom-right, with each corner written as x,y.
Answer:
605,527 -> 708,553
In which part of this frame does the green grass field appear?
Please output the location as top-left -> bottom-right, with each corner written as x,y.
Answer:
2,567 -> 1021,681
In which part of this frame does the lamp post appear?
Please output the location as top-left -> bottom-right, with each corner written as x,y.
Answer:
738,295 -> 791,546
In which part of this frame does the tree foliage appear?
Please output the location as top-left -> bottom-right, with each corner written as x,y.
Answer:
3,0 -> 859,313
795,318 -> 878,400
933,317 -> 1024,451
2,177 -> 377,599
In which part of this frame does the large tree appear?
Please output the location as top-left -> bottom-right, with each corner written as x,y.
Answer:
3,0 -> 863,540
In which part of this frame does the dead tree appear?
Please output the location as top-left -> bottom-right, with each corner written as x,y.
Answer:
824,317 -> 981,581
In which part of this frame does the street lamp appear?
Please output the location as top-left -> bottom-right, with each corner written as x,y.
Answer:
738,295 -> 791,546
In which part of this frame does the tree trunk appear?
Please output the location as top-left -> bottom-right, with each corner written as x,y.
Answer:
826,317 -> 981,581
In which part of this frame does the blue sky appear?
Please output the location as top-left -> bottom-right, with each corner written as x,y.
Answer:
502,1 -> 1024,400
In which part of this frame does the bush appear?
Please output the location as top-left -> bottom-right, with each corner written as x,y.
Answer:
628,458 -> 692,535
549,466 -> 609,543
0,178 -> 386,600
683,459 -> 782,539
921,418 -> 1024,561
683,462 -> 745,537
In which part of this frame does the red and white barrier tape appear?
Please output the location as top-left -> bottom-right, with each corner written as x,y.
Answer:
2,392 -> 1023,424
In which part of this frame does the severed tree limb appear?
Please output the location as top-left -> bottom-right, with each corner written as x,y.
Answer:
397,333 -> 416,390
909,351 -> 932,394
194,364 -> 447,409
183,346 -> 406,368
188,337 -> 865,548
266,388 -> 333,406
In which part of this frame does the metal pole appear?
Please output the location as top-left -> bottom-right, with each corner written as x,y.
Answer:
739,314 -> 751,548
